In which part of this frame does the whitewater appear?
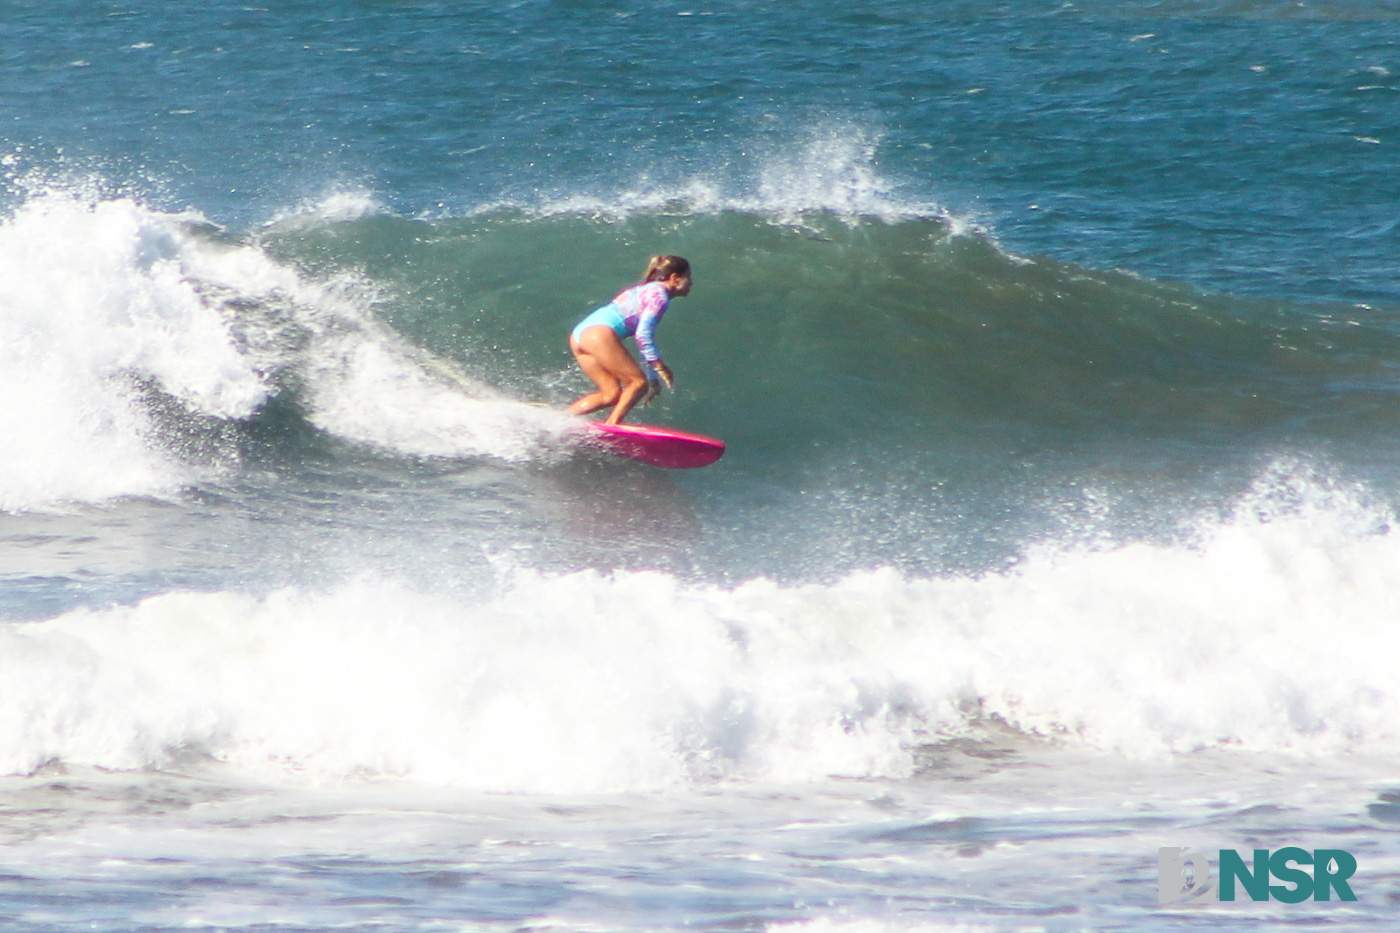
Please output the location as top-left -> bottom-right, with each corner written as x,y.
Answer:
5,1 -> 1400,929
3,178 -> 1398,929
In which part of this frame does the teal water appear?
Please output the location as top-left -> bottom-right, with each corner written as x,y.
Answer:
3,3 -> 1400,930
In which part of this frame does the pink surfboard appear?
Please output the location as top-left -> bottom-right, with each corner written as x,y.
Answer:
583,422 -> 726,469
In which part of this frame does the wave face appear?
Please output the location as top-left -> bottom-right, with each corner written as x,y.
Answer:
255,201 -> 1400,467
7,180 -> 1400,569
258,193 -> 1400,576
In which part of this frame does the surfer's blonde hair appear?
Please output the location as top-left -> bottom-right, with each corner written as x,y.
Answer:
643,255 -> 690,283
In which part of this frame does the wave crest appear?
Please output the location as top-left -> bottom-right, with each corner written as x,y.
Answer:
3,471 -> 1396,790
0,185 -> 576,510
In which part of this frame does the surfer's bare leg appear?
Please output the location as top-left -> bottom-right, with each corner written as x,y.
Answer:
605,376 -> 650,425
569,326 -> 648,423
569,350 -> 621,415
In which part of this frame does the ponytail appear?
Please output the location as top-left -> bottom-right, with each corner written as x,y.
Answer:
642,254 -> 690,283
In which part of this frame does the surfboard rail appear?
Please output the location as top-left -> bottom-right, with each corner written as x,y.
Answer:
582,421 -> 725,469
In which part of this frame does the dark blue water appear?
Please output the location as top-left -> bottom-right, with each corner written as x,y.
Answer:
7,2 -> 1400,302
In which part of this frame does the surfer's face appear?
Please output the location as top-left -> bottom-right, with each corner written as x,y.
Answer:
665,272 -> 692,297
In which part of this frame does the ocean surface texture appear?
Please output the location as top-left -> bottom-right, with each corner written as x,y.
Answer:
3,1 -> 1400,929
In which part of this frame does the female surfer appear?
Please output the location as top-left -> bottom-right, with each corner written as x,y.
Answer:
567,255 -> 692,425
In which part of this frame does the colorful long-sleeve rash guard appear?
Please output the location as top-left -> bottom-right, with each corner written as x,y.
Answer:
570,280 -> 670,364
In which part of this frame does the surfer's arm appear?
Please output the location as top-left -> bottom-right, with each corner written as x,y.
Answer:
632,288 -> 668,368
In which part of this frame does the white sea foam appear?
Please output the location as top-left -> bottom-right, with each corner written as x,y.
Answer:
265,189 -> 385,228
0,192 -> 268,509
0,186 -> 574,510
769,921 -> 994,933
2,470 -> 1397,791
753,127 -> 899,222
477,124 -> 968,229
300,336 -> 575,460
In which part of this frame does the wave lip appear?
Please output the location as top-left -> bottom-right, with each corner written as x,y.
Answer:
462,125 -> 962,228
0,185 -> 583,511
0,191 -> 270,510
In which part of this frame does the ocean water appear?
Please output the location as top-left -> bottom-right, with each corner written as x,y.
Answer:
4,1 -> 1400,929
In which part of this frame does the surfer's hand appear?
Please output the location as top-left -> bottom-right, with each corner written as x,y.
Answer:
641,380 -> 661,407
652,361 -> 674,389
